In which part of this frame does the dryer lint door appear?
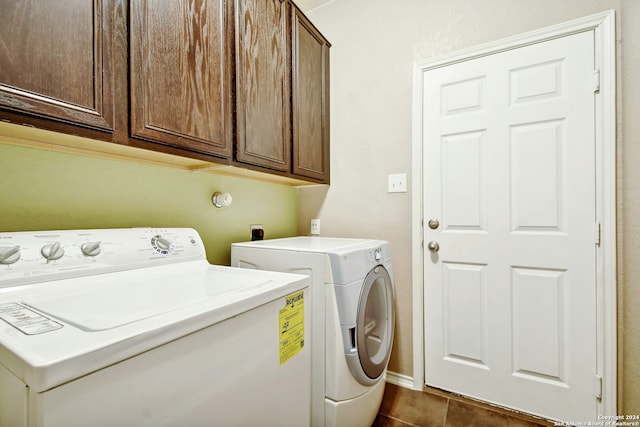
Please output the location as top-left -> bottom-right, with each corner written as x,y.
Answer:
342,265 -> 395,386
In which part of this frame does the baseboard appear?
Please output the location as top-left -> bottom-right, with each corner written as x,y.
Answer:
385,370 -> 420,390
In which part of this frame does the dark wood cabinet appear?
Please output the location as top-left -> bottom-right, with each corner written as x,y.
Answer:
234,0 -> 330,183
234,0 -> 291,171
291,6 -> 330,182
0,0 -> 114,131
0,0 -> 330,184
130,0 -> 233,157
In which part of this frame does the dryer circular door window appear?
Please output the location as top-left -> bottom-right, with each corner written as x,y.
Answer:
349,265 -> 395,385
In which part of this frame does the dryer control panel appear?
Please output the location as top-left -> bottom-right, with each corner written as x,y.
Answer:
328,241 -> 391,285
0,228 -> 206,288
366,247 -> 384,264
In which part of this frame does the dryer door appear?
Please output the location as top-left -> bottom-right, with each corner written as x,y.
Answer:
349,265 -> 395,385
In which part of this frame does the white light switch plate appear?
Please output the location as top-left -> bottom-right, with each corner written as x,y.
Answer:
388,173 -> 407,193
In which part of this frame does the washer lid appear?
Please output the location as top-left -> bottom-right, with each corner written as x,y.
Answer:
23,266 -> 269,331
0,262 -> 309,392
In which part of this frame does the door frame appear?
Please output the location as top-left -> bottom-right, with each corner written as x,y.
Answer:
411,10 -> 617,416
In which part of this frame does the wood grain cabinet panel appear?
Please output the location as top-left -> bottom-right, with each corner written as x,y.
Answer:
0,0 -> 330,184
291,6 -> 330,182
234,0 -> 290,171
0,0 -> 114,130
130,0 -> 233,157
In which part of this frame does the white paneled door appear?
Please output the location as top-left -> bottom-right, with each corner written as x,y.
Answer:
423,31 -> 597,421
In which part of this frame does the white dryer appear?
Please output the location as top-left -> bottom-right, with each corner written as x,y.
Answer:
232,237 -> 395,427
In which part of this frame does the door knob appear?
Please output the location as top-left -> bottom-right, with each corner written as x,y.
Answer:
427,219 -> 440,230
427,241 -> 440,252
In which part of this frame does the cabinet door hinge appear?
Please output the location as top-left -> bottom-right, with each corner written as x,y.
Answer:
594,375 -> 603,399
593,69 -> 601,93
595,222 -> 601,246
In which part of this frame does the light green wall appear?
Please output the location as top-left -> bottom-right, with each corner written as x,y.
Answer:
0,142 -> 298,265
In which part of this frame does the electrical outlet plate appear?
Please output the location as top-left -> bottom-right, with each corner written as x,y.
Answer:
250,224 -> 264,241
388,173 -> 407,193
310,219 -> 320,235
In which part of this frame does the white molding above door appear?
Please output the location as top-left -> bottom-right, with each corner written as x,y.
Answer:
411,10 -> 616,417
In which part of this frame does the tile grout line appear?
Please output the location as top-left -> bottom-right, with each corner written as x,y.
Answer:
383,414 -> 421,427
442,396 -> 450,426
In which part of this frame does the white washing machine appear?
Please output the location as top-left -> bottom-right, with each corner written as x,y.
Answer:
0,228 -> 311,427
232,237 -> 395,427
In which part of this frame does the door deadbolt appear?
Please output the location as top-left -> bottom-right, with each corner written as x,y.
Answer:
427,219 -> 440,230
427,241 -> 440,252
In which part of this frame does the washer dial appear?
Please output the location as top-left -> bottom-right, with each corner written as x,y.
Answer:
151,235 -> 175,255
81,241 -> 102,257
41,242 -> 65,261
0,245 -> 21,265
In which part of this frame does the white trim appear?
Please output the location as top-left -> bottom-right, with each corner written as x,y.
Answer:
385,370 -> 416,390
411,53 -> 426,392
411,10 -> 617,416
592,11 -> 617,417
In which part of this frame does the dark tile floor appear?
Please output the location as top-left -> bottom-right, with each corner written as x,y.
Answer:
373,383 -> 555,427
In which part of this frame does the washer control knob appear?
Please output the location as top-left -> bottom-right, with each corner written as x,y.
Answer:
41,242 -> 65,261
374,248 -> 382,261
81,241 -> 101,257
155,236 -> 172,250
151,235 -> 175,255
0,245 -> 21,265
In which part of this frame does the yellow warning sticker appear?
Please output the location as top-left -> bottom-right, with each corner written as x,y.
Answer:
279,290 -> 304,365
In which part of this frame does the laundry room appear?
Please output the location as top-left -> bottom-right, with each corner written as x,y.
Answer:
1,0 -> 639,426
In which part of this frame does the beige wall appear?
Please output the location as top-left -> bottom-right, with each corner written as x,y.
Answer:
619,0 -> 640,416
298,0 -> 639,415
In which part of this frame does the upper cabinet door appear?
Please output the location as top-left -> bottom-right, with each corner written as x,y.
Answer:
291,7 -> 330,182
235,0 -> 291,171
0,0 -> 114,130
130,0 -> 233,157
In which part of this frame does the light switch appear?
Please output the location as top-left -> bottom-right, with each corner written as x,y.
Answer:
388,173 -> 407,193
